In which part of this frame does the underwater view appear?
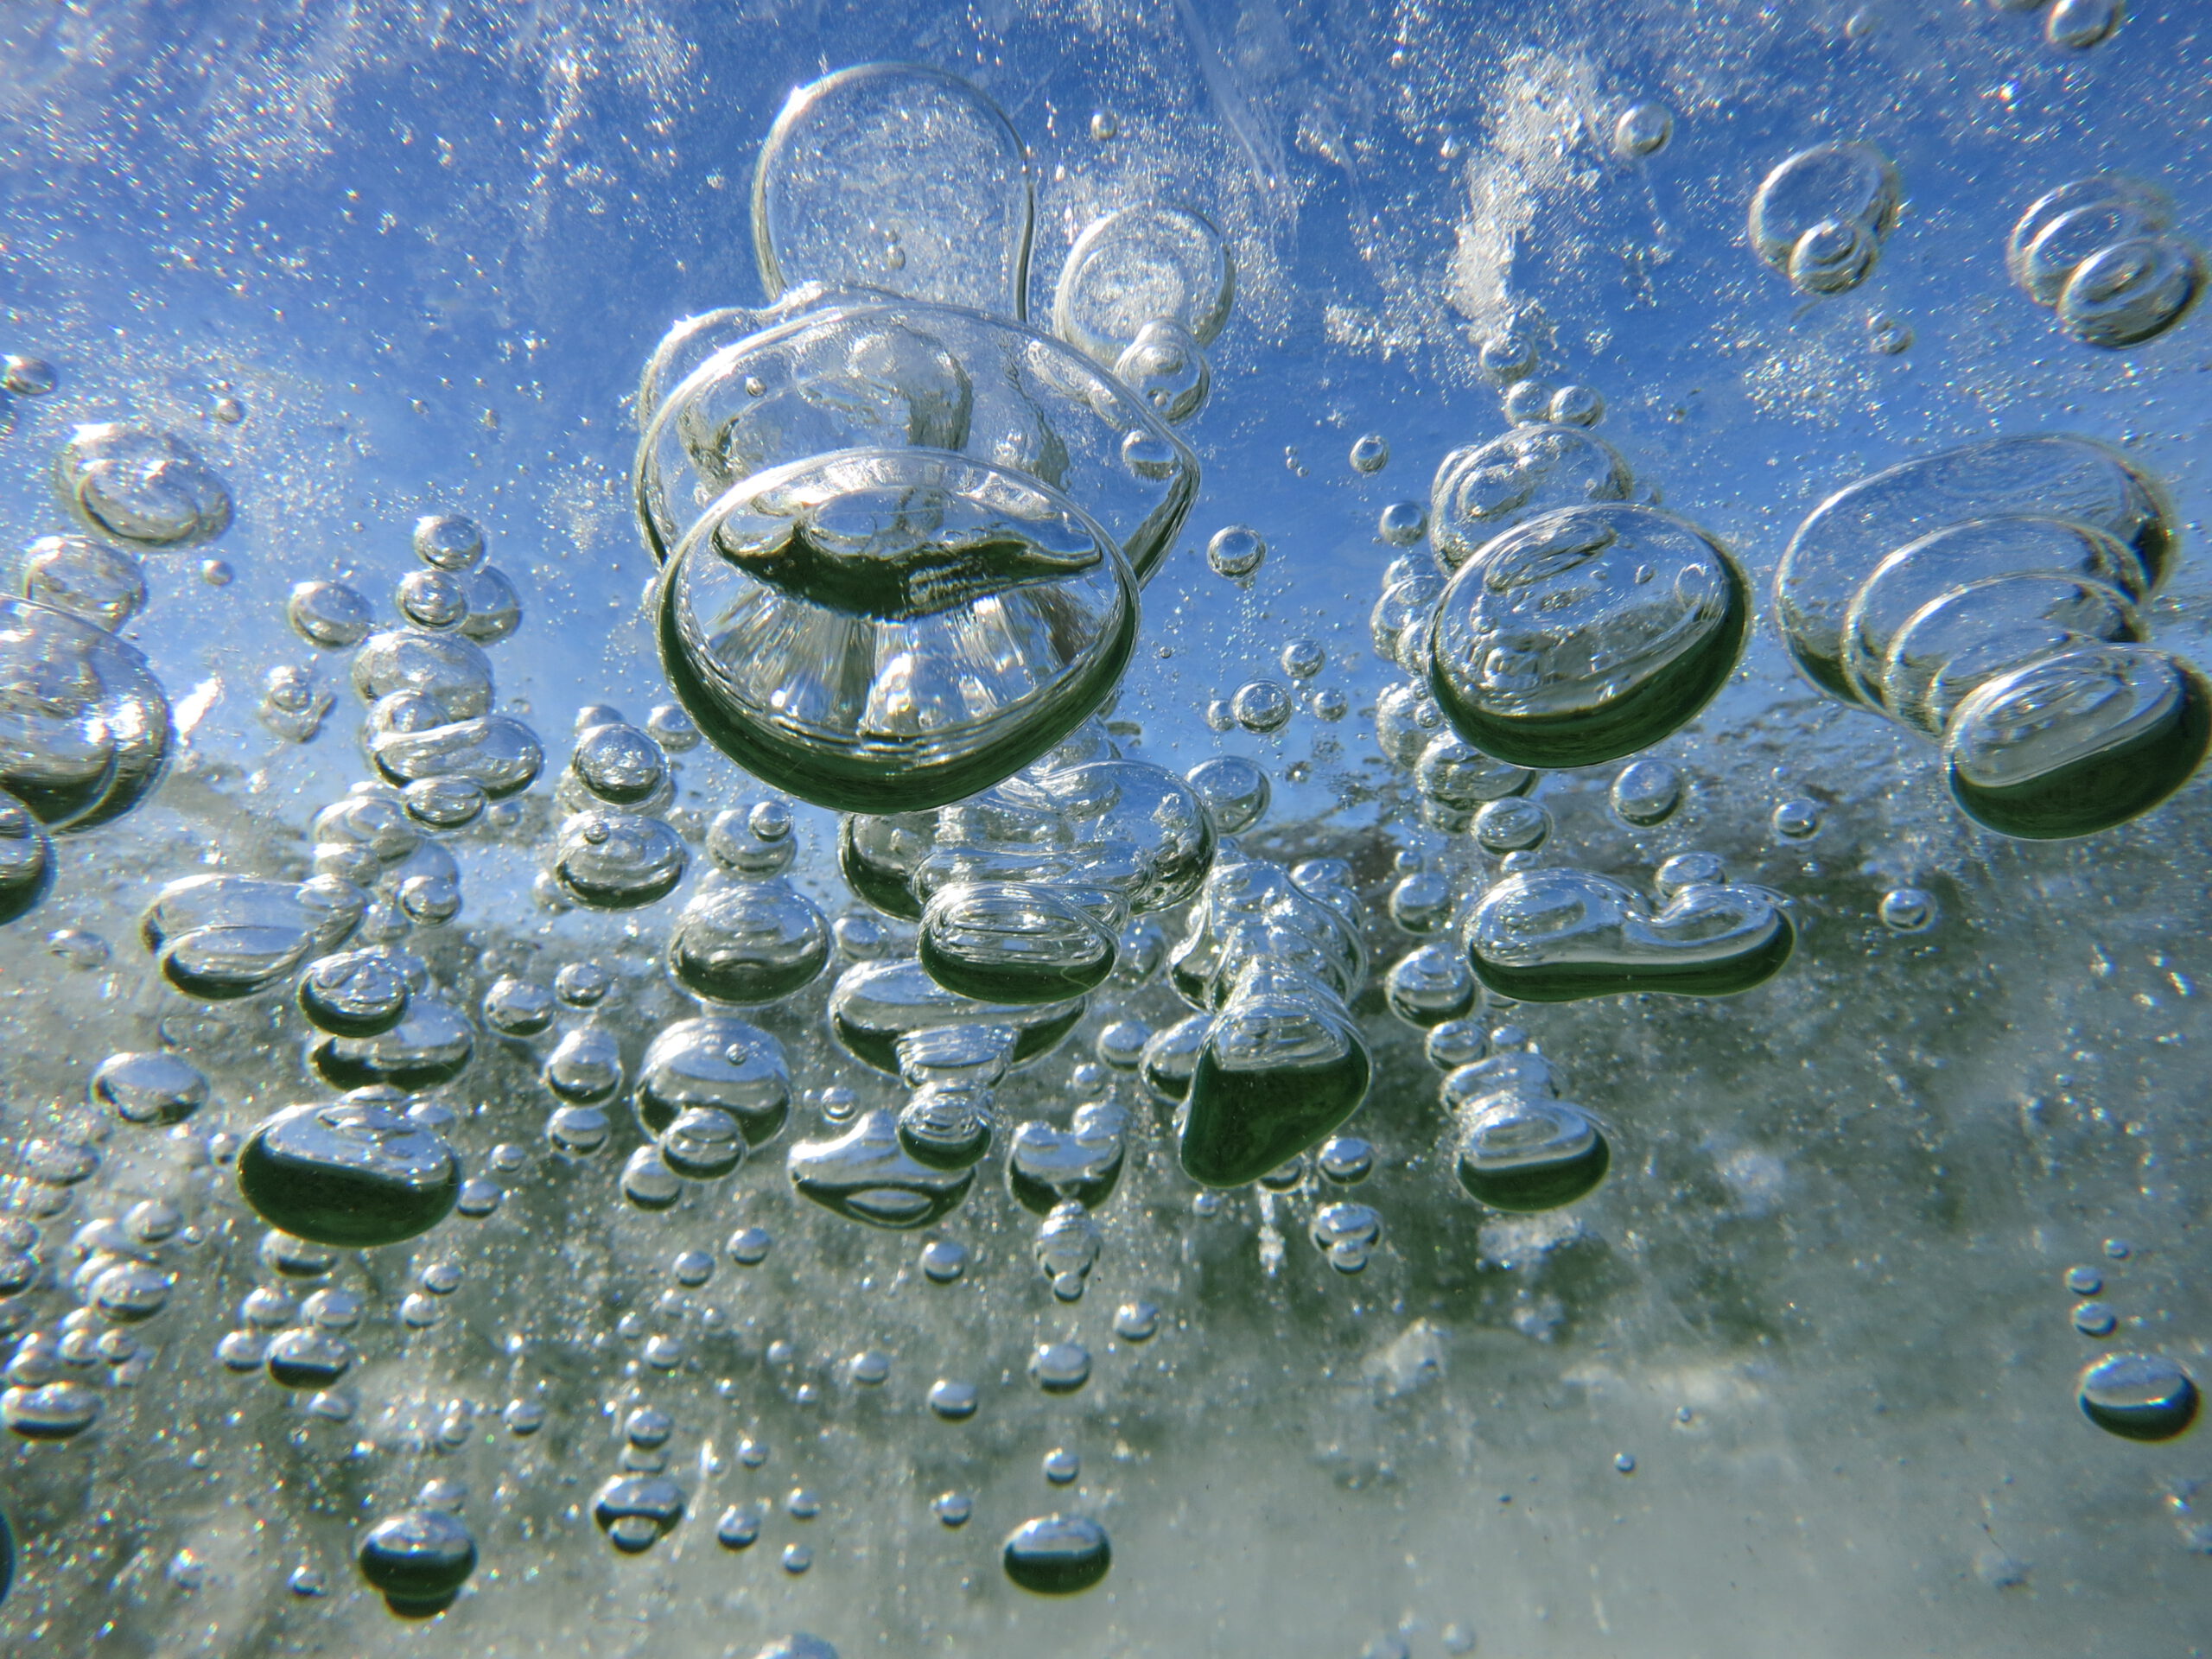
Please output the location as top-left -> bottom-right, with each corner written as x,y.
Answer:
0,0 -> 2208,1652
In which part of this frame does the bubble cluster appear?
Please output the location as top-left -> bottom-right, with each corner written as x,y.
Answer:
1777,435 -> 2204,837
2008,176 -> 2201,349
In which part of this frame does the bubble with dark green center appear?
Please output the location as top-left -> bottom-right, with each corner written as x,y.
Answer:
1455,1096 -> 1611,1212
658,448 -> 1138,813
1427,505 -> 1747,770
236,1099 -> 461,1249
2077,1353 -> 2199,1442
1001,1513 -> 1112,1595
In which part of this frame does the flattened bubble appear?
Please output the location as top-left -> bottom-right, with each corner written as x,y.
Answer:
2079,1352 -> 2198,1441
1030,1339 -> 1092,1393
265,1325 -> 355,1388
668,879 -> 830,1003
143,874 -> 367,1001
1750,142 -> 1900,295
3,355 -> 55,395
709,806 -> 796,877
0,596 -> 172,834
351,628 -> 493,718
635,1016 -> 791,1143
1054,203 -> 1234,365
1502,380 -> 1552,425
0,800 -> 53,925
646,703 -> 699,752
556,960 -> 612,1007
298,950 -> 411,1038
593,1474 -> 685,1554
1456,1096 -> 1610,1211
402,776 -> 485,829
1611,757 -> 1682,826
927,1377 -> 980,1420
920,881 -> 1117,1004
829,957 -> 1083,1074
1613,101 -> 1672,159
1943,645 -> 2210,839
1207,524 -> 1267,579
1003,1514 -> 1111,1595
2046,0 -> 2122,49
1428,505 -> 1747,770
237,1099 -> 459,1249
3,1380 -> 102,1441
22,535 -> 145,632
55,423 -> 232,547
1115,319 -> 1210,424
1318,1135 -> 1375,1184
789,1108 -> 975,1229
482,976 -> 553,1036
920,1237 -> 968,1282
755,63 -> 1033,319
358,1507 -> 477,1618
1467,866 -> 1793,1001
553,810 -> 687,909
660,448 -> 1137,813
372,713 -> 543,798
309,997 -> 474,1092
412,514 -> 485,574
1386,942 -> 1479,1027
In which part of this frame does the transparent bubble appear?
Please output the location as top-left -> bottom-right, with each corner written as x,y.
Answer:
1612,101 -> 1673,159
1053,203 -> 1234,364
1548,385 -> 1604,427
396,569 -> 467,631
553,809 -> 687,909
1750,142 -> 1900,295
920,881 -> 1118,1004
0,596 -> 173,834
669,878 -> 830,1004
1611,757 -> 1683,826
2057,234 -> 2202,348
1350,432 -> 1390,474
1184,755 -> 1270,835
1877,887 -> 1937,933
1207,524 -> 1267,579
926,1377 -> 980,1420
412,513 -> 486,573
756,65 -> 1032,318
2078,1353 -> 2198,1440
54,423 -> 232,547
1030,1340 -> 1092,1394
1378,500 -> 1428,546
1281,638 -> 1325,679
1009,1103 -> 1126,1213
1231,680 -> 1292,734
592,1474 -> 685,1554
571,721 -> 668,807
1114,319 -> 1210,424
1385,942 -> 1479,1027
297,950 -> 411,1038
1474,796 -> 1551,855
1430,424 -> 1634,570
1456,1095 -> 1610,1212
2045,0 -> 2122,49
543,1025 -> 624,1104
481,976 -> 554,1036
1771,798 -> 1822,841
1501,378 -> 1553,425
2,355 -> 56,396
22,535 -> 145,632
0,800 -> 54,926
1478,334 -> 1537,383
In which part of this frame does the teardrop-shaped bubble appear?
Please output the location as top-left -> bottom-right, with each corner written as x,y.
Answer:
1455,1095 -> 1611,1212
308,997 -> 474,1092
666,878 -> 830,1004
357,1508 -> 477,1616
1053,203 -> 1235,365
1465,866 -> 1794,1001
21,534 -> 146,632
634,1016 -> 791,1143
552,810 -> 688,909
0,798 -> 53,925
1001,1513 -> 1112,1595
1428,505 -> 1748,770
54,423 -> 232,547
753,63 -> 1033,319
593,1474 -> 686,1554
1749,142 -> 1899,294
1008,1101 -> 1125,1213
660,1106 -> 748,1180
1776,435 -> 2173,704
143,874 -> 368,1000
919,880 -> 1118,1004
1385,942 -> 1479,1027
1179,963 -> 1371,1188
237,1098 -> 460,1249
0,597 -> 172,833
636,298 -> 1195,579
658,448 -> 1138,814
1429,425 -> 1634,569
92,1049 -> 209,1126
2077,1352 -> 2199,1442
828,957 -> 1083,1073
297,950 -> 413,1038
1944,645 -> 2211,840
896,1082 -> 996,1172
788,1108 -> 975,1229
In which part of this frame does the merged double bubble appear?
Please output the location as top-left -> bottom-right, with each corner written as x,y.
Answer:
637,62 -> 1229,816
2009,175 -> 2202,350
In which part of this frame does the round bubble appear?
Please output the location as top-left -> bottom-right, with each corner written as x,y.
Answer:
297,950 -> 412,1038
1114,320 -> 1210,424
412,513 -> 486,573
1207,524 -> 1267,580
1611,757 -> 1683,826
553,810 -> 687,909
1185,755 -> 1270,835
0,800 -> 54,925
21,535 -> 145,632
1613,101 -> 1672,158
668,880 -> 831,1004
1474,797 -> 1551,855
